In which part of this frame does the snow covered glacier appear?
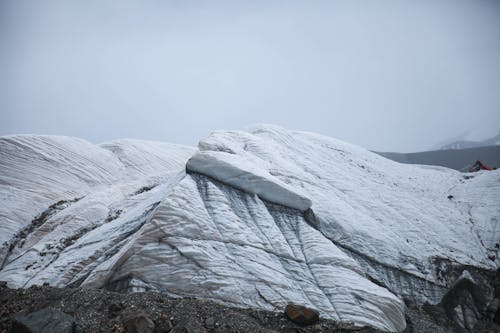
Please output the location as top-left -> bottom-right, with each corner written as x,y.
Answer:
0,125 -> 499,332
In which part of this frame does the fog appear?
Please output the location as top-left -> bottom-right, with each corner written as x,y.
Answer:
1,0 -> 499,152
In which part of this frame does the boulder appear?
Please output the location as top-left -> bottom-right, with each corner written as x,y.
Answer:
184,322 -> 208,333
204,316 -> 216,329
108,302 -> 125,318
154,313 -> 173,332
123,312 -> 155,333
284,303 -> 319,325
170,322 -> 207,333
12,308 -> 75,333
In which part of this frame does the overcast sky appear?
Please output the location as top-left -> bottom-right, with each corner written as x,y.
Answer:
1,0 -> 499,152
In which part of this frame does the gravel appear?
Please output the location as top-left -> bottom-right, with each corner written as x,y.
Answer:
0,284 -> 382,333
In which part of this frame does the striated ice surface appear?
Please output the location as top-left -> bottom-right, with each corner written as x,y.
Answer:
0,135 -> 122,245
99,139 -> 196,180
187,151 -> 312,211
1,126 -> 499,332
195,126 -> 498,272
82,174 -> 405,331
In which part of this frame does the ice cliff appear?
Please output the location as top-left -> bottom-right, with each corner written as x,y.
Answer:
1,126 -> 498,332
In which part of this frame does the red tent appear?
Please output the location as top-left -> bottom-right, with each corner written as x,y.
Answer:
469,160 -> 493,172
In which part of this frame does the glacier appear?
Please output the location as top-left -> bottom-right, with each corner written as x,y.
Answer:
0,126 -> 499,332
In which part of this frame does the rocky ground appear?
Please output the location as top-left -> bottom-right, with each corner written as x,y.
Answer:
0,284 -> 382,333
1,284 -> 499,332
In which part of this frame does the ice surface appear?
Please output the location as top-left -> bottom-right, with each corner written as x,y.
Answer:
196,125 -> 498,276
100,139 -> 196,180
1,127 -> 498,332
0,135 -> 194,244
0,135 -> 122,245
187,151 -> 312,211
83,174 -> 405,331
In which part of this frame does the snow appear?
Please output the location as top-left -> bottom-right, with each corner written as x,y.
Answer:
1,126 -> 499,332
192,125 -> 499,309
82,174 -> 405,331
196,125 -> 497,275
0,135 -> 124,245
186,151 -> 312,211
0,134 -> 194,256
100,139 -> 196,179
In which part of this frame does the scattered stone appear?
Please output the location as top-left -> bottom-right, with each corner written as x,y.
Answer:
284,304 -> 319,326
5,284 -> 497,333
169,326 -> 185,333
183,322 -> 208,333
12,308 -> 75,333
311,323 -> 322,331
123,312 -> 155,333
109,302 -> 125,313
204,316 -> 216,329
105,209 -> 123,223
155,314 -> 173,332
108,302 -> 125,318
134,185 -> 156,195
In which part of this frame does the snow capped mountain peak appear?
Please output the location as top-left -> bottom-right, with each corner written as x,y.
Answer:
435,131 -> 500,150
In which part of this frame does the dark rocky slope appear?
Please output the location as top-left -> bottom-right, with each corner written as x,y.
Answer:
0,284 -> 381,333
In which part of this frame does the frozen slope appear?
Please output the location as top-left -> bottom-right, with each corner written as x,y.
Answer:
186,151 -> 312,211
188,125 -> 499,325
0,135 -> 195,286
81,173 -> 405,331
0,135 -> 195,245
0,127 -> 499,332
99,139 -> 196,179
192,126 -> 497,271
0,135 -> 124,245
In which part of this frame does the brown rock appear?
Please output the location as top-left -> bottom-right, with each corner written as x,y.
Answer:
124,312 -> 155,333
284,303 -> 319,326
154,314 -> 173,333
109,302 -> 125,316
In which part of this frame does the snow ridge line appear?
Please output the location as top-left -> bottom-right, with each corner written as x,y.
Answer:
186,151 -> 312,212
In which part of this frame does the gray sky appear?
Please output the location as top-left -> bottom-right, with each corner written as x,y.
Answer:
1,0 -> 499,152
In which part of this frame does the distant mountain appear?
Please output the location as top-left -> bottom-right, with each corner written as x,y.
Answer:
377,145 -> 500,171
437,132 -> 500,150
